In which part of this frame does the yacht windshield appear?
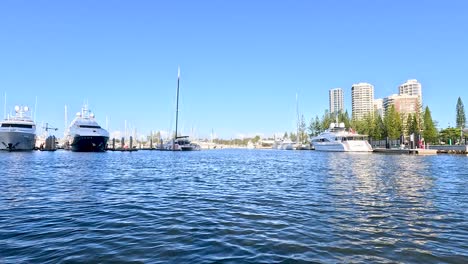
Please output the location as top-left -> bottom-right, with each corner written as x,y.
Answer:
79,125 -> 101,129
177,139 -> 190,145
1,124 -> 33,128
346,136 -> 368,141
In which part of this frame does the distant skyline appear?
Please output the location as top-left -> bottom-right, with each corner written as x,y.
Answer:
1,1 -> 467,139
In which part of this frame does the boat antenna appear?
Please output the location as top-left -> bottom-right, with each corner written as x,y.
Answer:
174,66 -> 180,149
125,120 -> 128,140
34,96 -> 38,122
64,104 -> 68,131
3,92 -> 6,119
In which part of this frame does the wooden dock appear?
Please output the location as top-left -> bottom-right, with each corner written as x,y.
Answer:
410,149 -> 438,155
428,145 -> 468,154
107,148 -> 138,152
373,148 -> 437,155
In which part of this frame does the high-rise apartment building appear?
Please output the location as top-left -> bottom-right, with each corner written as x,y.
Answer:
373,98 -> 384,119
383,94 -> 419,115
329,88 -> 344,114
384,94 -> 420,134
399,79 -> 422,106
351,83 -> 374,120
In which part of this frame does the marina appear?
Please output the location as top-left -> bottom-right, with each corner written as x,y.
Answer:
1,1 -> 468,263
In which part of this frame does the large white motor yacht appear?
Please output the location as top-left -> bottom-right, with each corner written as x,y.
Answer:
0,106 -> 36,151
311,122 -> 373,152
65,105 -> 109,152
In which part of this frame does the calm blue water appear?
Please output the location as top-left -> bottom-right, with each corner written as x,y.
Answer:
0,149 -> 467,263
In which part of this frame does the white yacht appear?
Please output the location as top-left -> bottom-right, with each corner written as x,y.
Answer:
272,139 -> 295,150
0,106 -> 36,151
164,136 -> 201,151
65,105 -> 109,152
279,139 -> 295,150
311,122 -> 372,152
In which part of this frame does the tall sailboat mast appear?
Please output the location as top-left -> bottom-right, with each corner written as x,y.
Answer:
64,105 -> 68,136
174,66 -> 180,148
296,93 -> 299,144
3,92 -> 6,119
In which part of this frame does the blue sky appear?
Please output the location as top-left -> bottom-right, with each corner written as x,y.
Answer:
1,0 -> 467,139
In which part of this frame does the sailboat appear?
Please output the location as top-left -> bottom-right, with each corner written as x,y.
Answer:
294,93 -> 311,150
164,67 -> 200,151
278,93 -> 300,150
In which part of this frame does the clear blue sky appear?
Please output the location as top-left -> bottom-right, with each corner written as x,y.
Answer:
1,0 -> 467,139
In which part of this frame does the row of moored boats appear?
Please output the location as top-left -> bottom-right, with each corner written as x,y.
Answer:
0,104 -> 201,152
0,104 -> 109,152
1,68 -> 201,152
1,107 -> 372,153
0,105 -> 372,152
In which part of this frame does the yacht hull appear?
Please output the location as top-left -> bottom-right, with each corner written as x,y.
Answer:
313,140 -> 372,152
313,142 -> 346,151
163,144 -> 200,151
71,135 -> 108,152
0,131 -> 36,151
181,145 -> 200,151
281,143 -> 295,150
164,139 -> 200,151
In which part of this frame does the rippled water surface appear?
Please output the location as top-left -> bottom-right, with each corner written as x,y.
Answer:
1,150 -> 467,263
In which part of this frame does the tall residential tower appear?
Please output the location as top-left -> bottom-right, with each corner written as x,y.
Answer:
373,98 -> 384,119
399,79 -> 422,106
329,88 -> 344,114
383,94 -> 419,115
352,83 -> 374,120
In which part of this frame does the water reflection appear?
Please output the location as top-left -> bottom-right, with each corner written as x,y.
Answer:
1,152 -> 39,207
325,153 -> 449,261
0,150 -> 466,263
